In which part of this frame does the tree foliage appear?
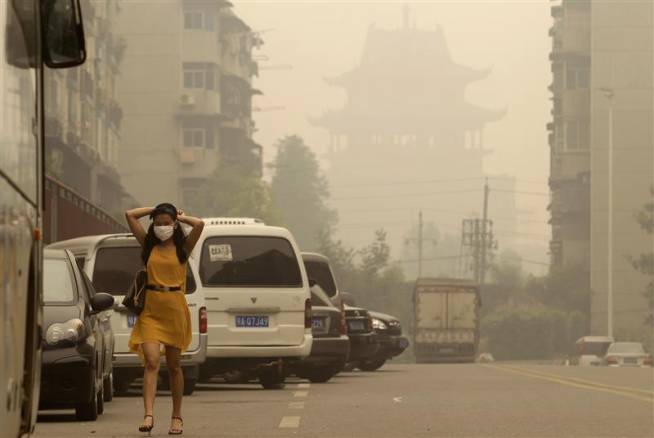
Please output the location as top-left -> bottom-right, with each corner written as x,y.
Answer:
270,135 -> 337,250
631,187 -> 654,327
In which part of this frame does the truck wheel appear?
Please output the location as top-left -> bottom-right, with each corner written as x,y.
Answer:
259,368 -> 285,389
183,378 -> 197,395
358,359 -> 386,372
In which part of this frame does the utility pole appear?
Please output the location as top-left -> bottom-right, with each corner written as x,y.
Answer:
480,179 -> 490,286
461,181 -> 496,283
405,210 -> 436,279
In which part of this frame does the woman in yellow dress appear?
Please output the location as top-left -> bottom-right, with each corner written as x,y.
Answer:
125,203 -> 204,436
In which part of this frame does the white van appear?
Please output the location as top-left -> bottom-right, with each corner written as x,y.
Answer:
48,234 -> 207,395
190,219 -> 313,389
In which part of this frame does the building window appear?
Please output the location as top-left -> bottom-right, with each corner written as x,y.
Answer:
182,127 -> 214,148
184,11 -> 203,30
183,63 -> 216,90
184,10 -> 215,30
565,120 -> 590,150
566,66 -> 589,89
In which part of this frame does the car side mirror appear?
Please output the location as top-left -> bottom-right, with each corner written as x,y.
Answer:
91,293 -> 114,313
308,278 -> 317,288
41,0 -> 86,68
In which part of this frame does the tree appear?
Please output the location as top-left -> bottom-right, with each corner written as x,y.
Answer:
631,187 -> 654,327
187,161 -> 277,223
270,135 -> 337,250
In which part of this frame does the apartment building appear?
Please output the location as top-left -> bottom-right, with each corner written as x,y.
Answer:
116,1 -> 262,208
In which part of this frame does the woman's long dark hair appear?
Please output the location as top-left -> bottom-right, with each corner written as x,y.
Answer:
141,223 -> 188,265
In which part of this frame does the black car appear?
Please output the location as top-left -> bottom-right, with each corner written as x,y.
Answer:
344,305 -> 379,367
359,311 -> 409,371
290,285 -> 350,383
40,249 -> 114,421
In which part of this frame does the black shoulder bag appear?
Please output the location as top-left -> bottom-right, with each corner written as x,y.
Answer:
122,269 -> 148,315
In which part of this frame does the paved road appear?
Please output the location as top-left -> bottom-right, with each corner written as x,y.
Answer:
34,364 -> 654,437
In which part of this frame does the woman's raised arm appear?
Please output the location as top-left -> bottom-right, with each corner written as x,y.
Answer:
125,207 -> 154,247
177,210 -> 205,254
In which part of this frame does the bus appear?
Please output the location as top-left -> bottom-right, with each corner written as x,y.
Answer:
1,1 -> 85,436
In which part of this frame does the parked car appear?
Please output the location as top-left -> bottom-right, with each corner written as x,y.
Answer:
603,342 -> 653,367
358,310 -> 409,371
573,336 -> 614,366
191,218 -> 313,389
290,284 -> 349,382
48,234 -> 207,395
40,249 -> 114,421
302,252 -> 344,308
344,304 -> 379,368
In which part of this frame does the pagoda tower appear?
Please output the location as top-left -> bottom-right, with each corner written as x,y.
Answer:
312,21 -> 508,256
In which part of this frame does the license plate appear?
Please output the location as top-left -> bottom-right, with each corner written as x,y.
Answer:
399,338 -> 409,349
127,314 -> 137,328
236,315 -> 269,328
312,318 -> 325,329
624,357 -> 637,364
348,320 -> 365,331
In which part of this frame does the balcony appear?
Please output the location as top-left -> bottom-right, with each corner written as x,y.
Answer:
177,90 -> 222,117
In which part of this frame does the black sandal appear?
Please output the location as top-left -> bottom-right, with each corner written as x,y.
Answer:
169,416 -> 183,435
139,414 -> 154,436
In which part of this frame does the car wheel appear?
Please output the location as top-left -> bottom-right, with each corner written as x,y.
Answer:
342,362 -> 357,372
183,378 -> 197,396
75,381 -> 98,421
305,368 -> 337,383
103,373 -> 114,402
358,359 -> 386,372
259,367 -> 285,390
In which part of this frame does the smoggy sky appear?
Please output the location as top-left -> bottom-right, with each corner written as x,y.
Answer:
237,0 -> 553,270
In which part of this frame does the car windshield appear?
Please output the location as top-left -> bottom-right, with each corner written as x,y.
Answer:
607,343 -> 645,354
43,258 -> 76,302
304,260 -> 337,297
93,246 -> 196,295
200,236 -> 302,287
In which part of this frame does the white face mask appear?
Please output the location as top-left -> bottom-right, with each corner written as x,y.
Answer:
154,225 -> 174,241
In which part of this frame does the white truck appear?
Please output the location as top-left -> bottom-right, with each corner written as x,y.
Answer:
413,278 -> 480,363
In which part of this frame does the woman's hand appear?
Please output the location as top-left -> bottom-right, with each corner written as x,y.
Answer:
125,207 -> 154,247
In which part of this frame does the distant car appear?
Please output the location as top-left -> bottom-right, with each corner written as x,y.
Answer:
574,336 -> 614,367
603,342 -> 653,367
344,305 -> 379,368
39,249 -> 115,421
290,284 -> 350,383
358,310 -> 409,371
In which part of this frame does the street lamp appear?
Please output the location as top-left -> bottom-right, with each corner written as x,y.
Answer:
599,87 -> 614,338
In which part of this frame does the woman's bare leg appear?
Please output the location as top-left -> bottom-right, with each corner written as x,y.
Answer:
141,342 -> 161,426
165,346 -> 184,431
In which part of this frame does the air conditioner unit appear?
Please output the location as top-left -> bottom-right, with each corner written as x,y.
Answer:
180,94 -> 195,106
180,149 -> 195,163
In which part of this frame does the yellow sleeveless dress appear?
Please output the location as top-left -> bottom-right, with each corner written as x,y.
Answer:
128,244 -> 192,353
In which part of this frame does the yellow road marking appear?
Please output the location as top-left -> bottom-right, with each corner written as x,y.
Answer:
501,364 -> 654,396
485,364 -> 653,404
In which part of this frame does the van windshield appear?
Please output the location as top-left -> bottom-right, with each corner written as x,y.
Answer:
304,260 -> 337,296
200,236 -> 302,288
93,246 -> 197,295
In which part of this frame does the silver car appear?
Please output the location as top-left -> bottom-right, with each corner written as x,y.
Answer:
603,342 -> 653,367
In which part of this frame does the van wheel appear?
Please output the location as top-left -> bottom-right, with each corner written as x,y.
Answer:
183,378 -> 197,395
113,376 -> 132,396
103,373 -> 114,402
76,381 -> 98,421
259,368 -> 285,390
